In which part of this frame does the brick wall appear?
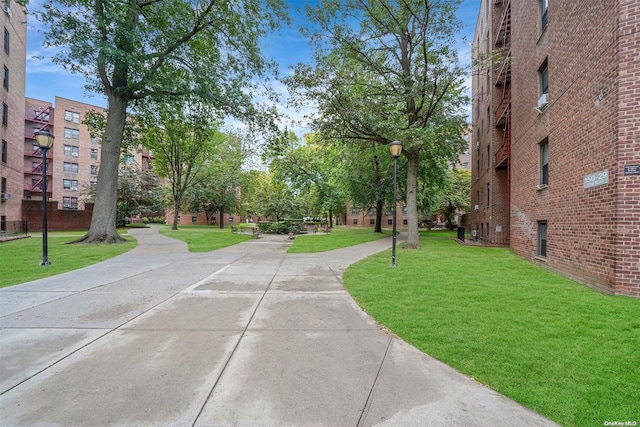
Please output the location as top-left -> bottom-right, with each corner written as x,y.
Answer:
615,0 -> 640,296
0,0 -> 26,223
473,0 -> 639,296
22,199 -> 93,231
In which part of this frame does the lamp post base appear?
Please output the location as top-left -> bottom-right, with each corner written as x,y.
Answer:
40,259 -> 51,266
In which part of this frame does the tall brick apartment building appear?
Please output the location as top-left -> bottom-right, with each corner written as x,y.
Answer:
471,0 -> 639,296
21,97 -> 155,229
0,0 -> 26,231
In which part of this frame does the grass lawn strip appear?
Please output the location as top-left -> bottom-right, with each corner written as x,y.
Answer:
343,237 -> 640,427
158,225 -> 252,252
0,231 -> 136,288
288,226 -> 389,253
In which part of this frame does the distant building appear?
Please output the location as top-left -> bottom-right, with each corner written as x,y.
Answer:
471,0 -> 639,296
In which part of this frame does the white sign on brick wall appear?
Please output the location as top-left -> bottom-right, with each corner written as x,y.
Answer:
584,169 -> 609,189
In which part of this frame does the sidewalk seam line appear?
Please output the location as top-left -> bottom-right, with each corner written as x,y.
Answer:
356,336 -> 394,427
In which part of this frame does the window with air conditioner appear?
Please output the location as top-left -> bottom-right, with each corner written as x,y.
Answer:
64,145 -> 79,157
538,59 -> 549,109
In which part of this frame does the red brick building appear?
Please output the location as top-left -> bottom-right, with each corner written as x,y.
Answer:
0,0 -> 27,232
21,97 -> 155,230
471,0 -> 639,296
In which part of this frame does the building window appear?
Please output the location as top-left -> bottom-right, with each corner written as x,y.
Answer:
353,219 -> 358,225
192,216 -> 198,223
539,59 -> 549,96
487,145 -> 490,168
1,139 -> 6,163
63,197 -> 79,209
64,127 -> 80,139
403,219 -> 408,225
1,176 -> 6,194
63,162 -> 79,173
540,138 -> 549,185
90,165 -> 98,175
64,110 -> 80,123
3,27 -> 8,54
2,65 -> 7,90
90,181 -> 97,187
64,145 -> 79,157
2,102 -> 7,125
0,215 -> 5,231
537,221 -> 547,258
351,208 -> 359,215
487,183 -> 490,205
91,148 -> 98,159
387,219 -> 392,225
540,0 -> 548,30
228,216 -> 234,224
91,136 -> 99,144
63,179 -> 79,191
369,219 -> 375,225
123,154 -> 135,164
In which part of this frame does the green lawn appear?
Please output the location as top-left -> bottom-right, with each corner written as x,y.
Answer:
288,226 -> 389,253
343,237 -> 640,427
0,231 -> 136,288
158,224 -> 252,251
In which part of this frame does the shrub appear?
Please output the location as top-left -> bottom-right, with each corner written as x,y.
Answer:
265,221 -> 302,234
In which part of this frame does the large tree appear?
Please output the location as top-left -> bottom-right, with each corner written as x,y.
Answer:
38,0 -> 287,242
269,134 -> 347,226
184,132 -> 245,229
287,0 -> 468,248
141,100 -> 224,230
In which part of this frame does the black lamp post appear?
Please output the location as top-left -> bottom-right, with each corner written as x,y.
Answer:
389,140 -> 403,267
34,129 -> 54,266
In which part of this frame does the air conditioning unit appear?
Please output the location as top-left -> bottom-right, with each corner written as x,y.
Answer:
474,204 -> 479,212
537,93 -> 549,109
71,152 -> 79,157
1,193 -> 10,201
2,3 -> 11,16
471,230 -> 478,237
536,184 -> 549,191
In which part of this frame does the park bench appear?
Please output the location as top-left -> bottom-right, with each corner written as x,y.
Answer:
231,225 -> 239,233
322,226 -> 332,234
252,228 -> 263,239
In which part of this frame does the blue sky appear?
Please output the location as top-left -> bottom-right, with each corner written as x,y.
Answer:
25,0 -> 479,127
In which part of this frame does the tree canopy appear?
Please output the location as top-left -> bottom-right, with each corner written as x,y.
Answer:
286,0 -> 469,248
37,0 -> 287,242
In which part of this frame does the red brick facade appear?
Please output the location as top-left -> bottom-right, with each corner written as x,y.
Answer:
0,1 -> 26,226
22,199 -> 93,232
472,0 -> 639,296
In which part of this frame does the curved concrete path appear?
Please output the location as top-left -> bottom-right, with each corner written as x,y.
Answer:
0,227 -> 558,426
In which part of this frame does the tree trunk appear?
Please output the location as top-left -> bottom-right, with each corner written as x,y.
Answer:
171,197 -> 180,230
404,148 -> 421,249
73,94 -> 128,244
375,200 -> 383,233
219,206 -> 225,229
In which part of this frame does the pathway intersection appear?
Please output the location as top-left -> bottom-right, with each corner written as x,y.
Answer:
0,227 -> 558,426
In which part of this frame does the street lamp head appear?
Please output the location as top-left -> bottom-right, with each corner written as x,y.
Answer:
389,140 -> 403,158
34,129 -> 55,150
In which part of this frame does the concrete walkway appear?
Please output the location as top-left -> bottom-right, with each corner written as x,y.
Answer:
0,227 -> 558,426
